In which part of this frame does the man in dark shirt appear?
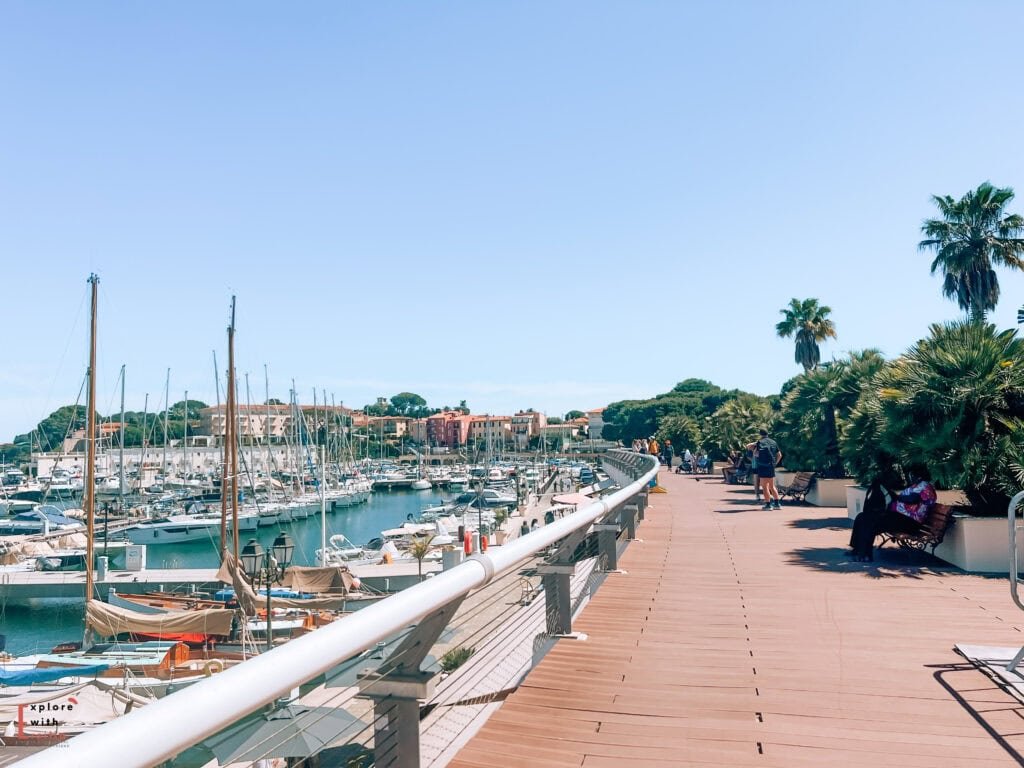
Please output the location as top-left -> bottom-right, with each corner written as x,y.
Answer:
747,428 -> 782,510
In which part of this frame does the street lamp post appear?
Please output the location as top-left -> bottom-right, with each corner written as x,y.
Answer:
240,532 -> 294,652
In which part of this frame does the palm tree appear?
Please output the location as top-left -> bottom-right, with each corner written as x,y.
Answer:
919,182 -> 1024,324
408,535 -> 435,582
776,298 -> 837,371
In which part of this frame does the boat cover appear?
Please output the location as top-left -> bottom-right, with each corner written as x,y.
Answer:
0,663 -> 110,687
0,680 -> 151,729
86,601 -> 235,638
281,565 -> 355,594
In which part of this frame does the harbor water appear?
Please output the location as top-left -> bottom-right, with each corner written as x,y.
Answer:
0,489 -> 456,655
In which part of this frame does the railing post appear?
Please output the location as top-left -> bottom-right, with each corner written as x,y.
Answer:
594,521 -> 619,571
356,596 -> 464,767
539,564 -> 575,634
621,504 -> 638,540
362,674 -> 433,768
538,526 -> 588,635
635,492 -> 647,520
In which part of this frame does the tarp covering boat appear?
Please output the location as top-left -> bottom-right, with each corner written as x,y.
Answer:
215,555 -> 360,614
0,664 -> 110,687
281,565 -> 355,594
86,601 -> 235,638
0,681 -> 151,731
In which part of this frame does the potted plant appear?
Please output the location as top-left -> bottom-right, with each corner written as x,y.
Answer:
492,507 -> 509,545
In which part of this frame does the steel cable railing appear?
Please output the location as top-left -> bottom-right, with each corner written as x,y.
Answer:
18,450 -> 657,768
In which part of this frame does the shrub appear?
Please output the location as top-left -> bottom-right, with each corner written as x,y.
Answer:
440,646 -> 475,672
775,350 -> 885,477
842,322 -> 1024,513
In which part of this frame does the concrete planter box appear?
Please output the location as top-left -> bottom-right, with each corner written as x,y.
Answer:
933,513 -> 1015,573
775,469 -> 794,488
806,478 -> 853,508
847,485 -> 867,520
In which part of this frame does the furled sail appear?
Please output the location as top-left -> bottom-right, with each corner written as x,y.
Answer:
85,601 -> 235,638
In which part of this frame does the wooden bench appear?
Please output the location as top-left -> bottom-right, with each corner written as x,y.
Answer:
777,471 -> 816,503
877,503 -> 954,554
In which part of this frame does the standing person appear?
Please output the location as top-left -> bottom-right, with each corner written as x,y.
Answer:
748,445 -> 761,502
748,429 -> 782,509
648,437 -> 659,458
663,440 -> 674,469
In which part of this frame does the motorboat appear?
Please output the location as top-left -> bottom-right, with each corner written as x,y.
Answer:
454,488 -> 517,507
123,509 -> 258,545
420,502 -> 459,520
0,507 -> 86,537
316,534 -> 374,567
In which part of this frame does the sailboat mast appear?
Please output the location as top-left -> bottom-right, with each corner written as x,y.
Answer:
231,376 -> 240,557
183,389 -> 189,479
246,373 -> 255,483
84,274 -> 99,605
264,364 -> 272,484
227,297 -> 239,557
118,364 -> 126,511
162,368 -> 169,478
214,348 -> 226,560
140,392 -> 148,494
320,444 -> 327,565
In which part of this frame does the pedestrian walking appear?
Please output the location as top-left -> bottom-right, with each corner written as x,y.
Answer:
748,429 -> 782,509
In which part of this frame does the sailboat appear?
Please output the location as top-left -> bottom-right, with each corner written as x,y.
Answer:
411,448 -> 431,491
78,278 -> 237,652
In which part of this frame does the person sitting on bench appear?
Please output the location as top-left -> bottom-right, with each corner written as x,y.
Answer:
848,466 -> 937,562
721,451 -> 747,483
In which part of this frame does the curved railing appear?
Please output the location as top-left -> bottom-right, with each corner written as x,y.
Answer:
20,450 -> 659,768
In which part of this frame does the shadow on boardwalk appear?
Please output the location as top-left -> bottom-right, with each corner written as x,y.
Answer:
788,515 -> 850,530
785,544 -> 968,579
932,663 -> 1024,766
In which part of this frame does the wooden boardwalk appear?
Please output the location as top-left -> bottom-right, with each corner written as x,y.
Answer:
448,469 -> 1024,767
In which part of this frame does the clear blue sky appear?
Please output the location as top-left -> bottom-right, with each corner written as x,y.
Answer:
2,2 -> 1023,440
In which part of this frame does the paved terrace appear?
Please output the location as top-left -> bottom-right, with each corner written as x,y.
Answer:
449,468 -> 1024,767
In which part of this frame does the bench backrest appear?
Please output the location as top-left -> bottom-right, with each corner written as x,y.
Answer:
924,503 -> 954,543
789,472 -> 816,492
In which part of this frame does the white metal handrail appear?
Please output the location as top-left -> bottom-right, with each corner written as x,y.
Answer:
21,450 -> 657,768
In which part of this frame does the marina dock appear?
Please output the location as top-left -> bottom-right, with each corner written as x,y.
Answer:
0,568 -> 221,606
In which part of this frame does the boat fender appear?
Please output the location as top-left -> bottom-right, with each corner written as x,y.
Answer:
463,531 -> 472,556
203,659 -> 224,676
351,577 -> 361,590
